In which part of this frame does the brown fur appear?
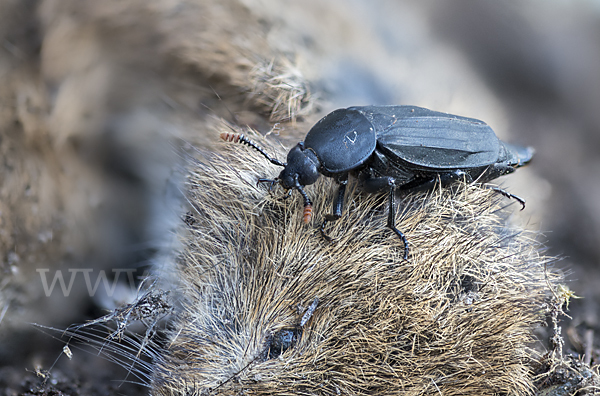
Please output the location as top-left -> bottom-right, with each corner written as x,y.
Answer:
151,125 -> 560,396
0,0 -> 313,336
3,1 -> 599,395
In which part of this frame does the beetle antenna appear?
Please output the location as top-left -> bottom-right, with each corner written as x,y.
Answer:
220,132 -> 286,167
294,176 -> 313,224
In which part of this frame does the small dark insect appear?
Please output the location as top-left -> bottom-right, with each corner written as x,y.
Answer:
221,105 -> 534,259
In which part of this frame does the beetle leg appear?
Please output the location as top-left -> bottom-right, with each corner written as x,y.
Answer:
358,173 -> 409,258
360,173 -> 397,193
281,189 -> 293,200
476,165 -> 527,210
487,186 -> 526,210
386,182 -> 409,260
320,179 -> 348,242
257,178 -> 279,193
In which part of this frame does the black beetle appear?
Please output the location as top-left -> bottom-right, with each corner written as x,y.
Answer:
221,105 -> 534,260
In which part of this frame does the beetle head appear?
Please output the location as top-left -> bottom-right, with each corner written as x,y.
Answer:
278,143 -> 321,189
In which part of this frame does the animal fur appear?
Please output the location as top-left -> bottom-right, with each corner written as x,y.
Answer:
2,0 -> 597,395
0,0 -> 313,344
150,126 -> 560,396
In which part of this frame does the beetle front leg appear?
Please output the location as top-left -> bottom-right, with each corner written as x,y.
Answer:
320,176 -> 348,242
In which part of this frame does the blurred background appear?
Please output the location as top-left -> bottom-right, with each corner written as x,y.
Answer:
1,0 -> 599,394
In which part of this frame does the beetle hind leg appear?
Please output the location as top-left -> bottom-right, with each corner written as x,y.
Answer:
488,186 -> 526,210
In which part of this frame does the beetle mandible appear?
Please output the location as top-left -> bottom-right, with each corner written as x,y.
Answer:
221,105 -> 534,260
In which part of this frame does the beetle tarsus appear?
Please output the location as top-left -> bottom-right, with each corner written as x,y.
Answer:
320,215 -> 339,243
489,186 -> 526,210
257,178 -> 278,191
282,189 -> 293,200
